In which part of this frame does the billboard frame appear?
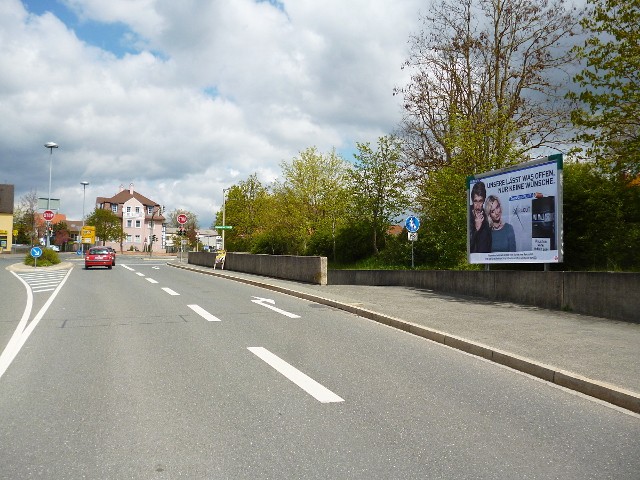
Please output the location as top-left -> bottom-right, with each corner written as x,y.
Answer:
466,154 -> 563,265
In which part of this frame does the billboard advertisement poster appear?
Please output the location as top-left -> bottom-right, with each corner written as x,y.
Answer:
467,154 -> 563,264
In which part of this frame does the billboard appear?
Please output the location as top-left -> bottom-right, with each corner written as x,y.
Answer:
467,154 -> 563,264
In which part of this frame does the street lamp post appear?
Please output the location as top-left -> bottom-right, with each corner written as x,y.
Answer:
44,142 -> 58,247
222,188 -> 229,251
80,181 -> 89,253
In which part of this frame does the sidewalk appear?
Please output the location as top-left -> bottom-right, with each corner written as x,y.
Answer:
168,262 -> 640,414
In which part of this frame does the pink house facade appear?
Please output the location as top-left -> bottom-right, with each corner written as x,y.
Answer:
96,184 -> 165,252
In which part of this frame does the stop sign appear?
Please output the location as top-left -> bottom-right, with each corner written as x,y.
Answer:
177,213 -> 188,225
43,210 -> 55,221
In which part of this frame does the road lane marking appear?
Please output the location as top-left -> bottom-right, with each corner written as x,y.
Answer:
251,296 -> 300,318
162,287 -> 180,296
146,278 -> 159,284
248,347 -> 344,403
121,265 -> 135,271
136,272 -> 145,277
1,269 -> 72,380
188,304 -> 221,322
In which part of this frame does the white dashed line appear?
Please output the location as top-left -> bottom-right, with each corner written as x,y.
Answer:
188,304 -> 221,322
162,287 -> 180,296
248,347 -> 344,403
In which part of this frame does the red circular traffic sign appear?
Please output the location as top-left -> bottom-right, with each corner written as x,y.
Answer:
43,210 -> 55,221
177,213 -> 188,225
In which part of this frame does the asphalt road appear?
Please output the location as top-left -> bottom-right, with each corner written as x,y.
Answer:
0,254 -> 639,479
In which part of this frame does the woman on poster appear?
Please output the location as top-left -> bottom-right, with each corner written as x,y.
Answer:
485,195 -> 516,252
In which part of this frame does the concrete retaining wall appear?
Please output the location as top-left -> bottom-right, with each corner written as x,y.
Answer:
188,251 -> 327,285
328,269 -> 640,323
186,252 -> 638,322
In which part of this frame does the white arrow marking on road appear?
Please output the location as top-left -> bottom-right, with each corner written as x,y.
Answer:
188,304 -> 221,322
152,266 -> 160,269
248,347 -> 344,403
251,297 -> 300,318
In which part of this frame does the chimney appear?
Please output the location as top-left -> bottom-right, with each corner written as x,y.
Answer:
129,183 -> 134,195
119,184 -> 125,192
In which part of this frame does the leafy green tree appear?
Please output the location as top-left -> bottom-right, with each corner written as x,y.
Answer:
348,136 -> 410,255
563,162 -> 640,270
217,175 -> 271,252
568,0 -> 640,177
272,147 -> 351,255
85,208 -> 125,246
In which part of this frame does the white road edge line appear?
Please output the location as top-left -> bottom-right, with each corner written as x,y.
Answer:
248,347 -> 344,403
162,287 -> 180,296
187,304 -> 221,322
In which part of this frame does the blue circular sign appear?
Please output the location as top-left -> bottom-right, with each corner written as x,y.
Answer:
405,216 -> 420,233
30,246 -> 43,258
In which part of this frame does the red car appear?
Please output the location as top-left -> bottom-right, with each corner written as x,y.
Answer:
85,246 -> 113,269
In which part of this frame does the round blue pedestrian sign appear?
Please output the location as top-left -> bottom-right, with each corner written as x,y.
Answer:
405,216 -> 420,233
30,246 -> 43,258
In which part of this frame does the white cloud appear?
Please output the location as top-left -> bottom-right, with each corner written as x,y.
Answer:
2,0 -> 423,227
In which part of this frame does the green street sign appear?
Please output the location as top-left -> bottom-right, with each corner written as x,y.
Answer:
215,225 -> 233,230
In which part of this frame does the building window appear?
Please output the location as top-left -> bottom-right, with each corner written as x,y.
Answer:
135,206 -> 140,214
126,206 -> 131,213
126,235 -> 132,242
111,205 -> 118,213
135,235 -> 141,243
135,220 -> 141,228
127,220 -> 132,227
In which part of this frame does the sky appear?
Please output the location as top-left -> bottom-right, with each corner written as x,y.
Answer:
0,0 -> 425,228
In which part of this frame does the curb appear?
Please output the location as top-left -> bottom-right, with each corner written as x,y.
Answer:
169,262 -> 640,414
6,262 -> 74,272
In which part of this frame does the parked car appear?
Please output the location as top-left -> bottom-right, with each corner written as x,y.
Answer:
47,245 -> 60,252
85,247 -> 113,269
105,246 -> 116,266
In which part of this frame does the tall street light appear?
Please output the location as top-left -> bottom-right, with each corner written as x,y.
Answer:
222,188 -> 229,251
81,181 -> 89,253
44,142 -> 58,247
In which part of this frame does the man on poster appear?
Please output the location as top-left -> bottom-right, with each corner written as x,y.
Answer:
469,181 -> 492,253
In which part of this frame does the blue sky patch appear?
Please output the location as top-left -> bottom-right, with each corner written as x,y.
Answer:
22,0 -> 140,58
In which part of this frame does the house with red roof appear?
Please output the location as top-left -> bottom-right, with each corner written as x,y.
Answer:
96,184 -> 165,252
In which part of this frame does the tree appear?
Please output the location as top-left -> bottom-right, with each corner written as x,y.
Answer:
563,162 -> 640,270
272,147 -> 350,255
216,175 -> 271,252
397,0 -> 580,180
568,0 -> 640,177
13,190 -> 39,244
348,136 -> 410,255
84,208 -> 125,246
52,221 -> 70,249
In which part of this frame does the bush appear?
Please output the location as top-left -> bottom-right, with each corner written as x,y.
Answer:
23,248 -> 61,267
